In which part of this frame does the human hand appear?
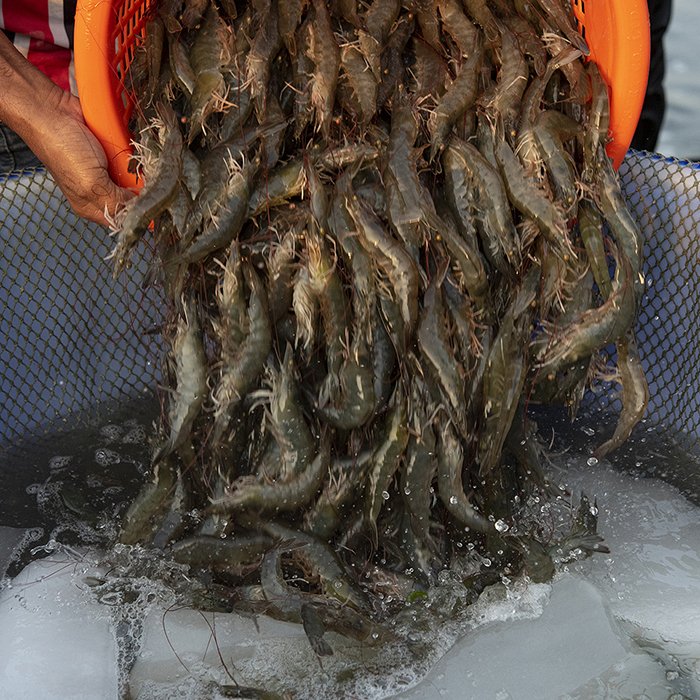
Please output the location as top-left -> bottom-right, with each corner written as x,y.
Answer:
29,90 -> 136,228
0,32 -> 136,227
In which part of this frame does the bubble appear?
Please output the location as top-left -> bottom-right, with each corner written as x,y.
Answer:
99,424 -> 123,442
589,505 -> 599,516
581,426 -> 595,436
587,457 -> 599,466
48,455 -> 72,471
381,490 -> 390,500
665,670 -> 680,681
94,448 -> 121,467
122,425 -> 147,444
450,496 -> 458,505
494,519 -> 509,533
403,487 -> 411,495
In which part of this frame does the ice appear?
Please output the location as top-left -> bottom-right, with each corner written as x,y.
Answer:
1,456 -> 700,700
0,551 -> 117,700
395,576 -> 653,700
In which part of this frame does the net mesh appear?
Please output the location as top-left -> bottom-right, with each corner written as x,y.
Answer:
0,168 -> 164,462
1,152 -> 699,465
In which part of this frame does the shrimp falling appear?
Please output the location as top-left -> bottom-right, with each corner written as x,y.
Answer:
109,0 -> 646,674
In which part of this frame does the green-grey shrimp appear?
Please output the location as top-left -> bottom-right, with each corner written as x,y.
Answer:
170,534 -> 274,575
307,0 -> 340,141
443,135 -> 520,274
179,155 -> 260,265
595,148 -> 645,304
110,102 -> 182,279
578,200 -> 613,301
592,331 -> 649,459
188,4 -> 230,137
532,110 -> 581,216
437,419 -> 496,534
153,295 -> 207,464
347,189 -> 421,340
492,115 -> 572,259
477,270 -> 538,476
417,264 -> 468,437
208,432 -> 330,514
364,388 -> 410,548
262,519 -> 372,612
532,243 -> 636,374
437,0 -> 479,57
246,0 -> 282,122
304,449 -> 372,539
429,36 -> 484,160
211,264 -> 272,445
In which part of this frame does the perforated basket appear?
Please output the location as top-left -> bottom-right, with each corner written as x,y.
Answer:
74,0 -> 650,180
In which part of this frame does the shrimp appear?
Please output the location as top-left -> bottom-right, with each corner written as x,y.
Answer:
347,188 -> 422,340
417,263 -> 468,437
384,94 -> 426,261
179,155 -> 261,265
443,134 -> 520,275
477,268 -> 539,476
262,519 -> 372,611
583,62 -> 610,180
364,388 -> 410,548
153,295 -> 207,464
532,243 -> 637,375
401,377 -> 439,552
429,36 -> 484,160
188,4 -> 230,138
592,331 -> 649,459
595,147 -> 645,306
488,26 -> 529,144
578,200 -> 613,301
307,0 -> 340,141
437,0 -> 479,57
532,110 -> 581,216
340,44 -> 378,127
246,0 -> 282,123
171,534 -> 274,576
211,264 -> 272,445
492,114 -> 573,259
208,431 -> 330,514
534,0 -> 590,56
437,419 -> 496,534
304,450 -> 372,539
358,0 -> 401,79
119,457 -> 175,545
110,102 -> 182,280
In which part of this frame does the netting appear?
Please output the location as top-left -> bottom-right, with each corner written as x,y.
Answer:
0,168 -> 164,463
1,151 -> 700,464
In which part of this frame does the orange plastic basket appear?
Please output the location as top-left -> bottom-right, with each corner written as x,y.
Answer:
74,0 -> 649,186
74,0 -> 156,190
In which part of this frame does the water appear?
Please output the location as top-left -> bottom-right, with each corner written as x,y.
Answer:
657,0 -> 700,159
1,434 -> 700,700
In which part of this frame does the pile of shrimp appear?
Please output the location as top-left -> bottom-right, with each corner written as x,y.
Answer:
109,0 -> 645,660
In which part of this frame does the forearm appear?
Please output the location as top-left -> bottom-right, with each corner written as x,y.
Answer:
0,31 -> 134,225
0,31 -> 67,155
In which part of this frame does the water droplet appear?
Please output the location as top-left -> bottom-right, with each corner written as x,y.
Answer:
582,426 -> 595,436
381,490 -> 390,500
483,558 -> 491,567
450,495 -> 458,505
666,670 -> 679,681
403,487 -> 411,495
589,505 -> 598,516
372,632 -> 379,639
495,519 -> 509,532
333,580 -> 343,589
587,456 -> 599,466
